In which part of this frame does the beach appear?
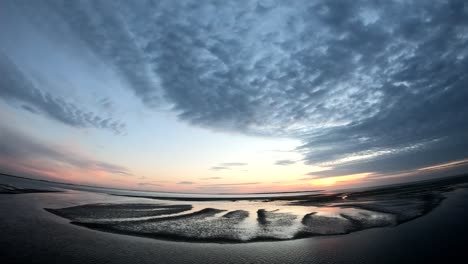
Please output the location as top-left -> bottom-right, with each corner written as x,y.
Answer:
1,175 -> 468,263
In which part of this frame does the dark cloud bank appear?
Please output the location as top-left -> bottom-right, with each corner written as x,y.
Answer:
3,0 -> 468,178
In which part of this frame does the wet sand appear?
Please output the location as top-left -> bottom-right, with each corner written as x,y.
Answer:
40,175 -> 467,243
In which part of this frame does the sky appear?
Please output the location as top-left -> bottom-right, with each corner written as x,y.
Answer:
1,0 -> 468,193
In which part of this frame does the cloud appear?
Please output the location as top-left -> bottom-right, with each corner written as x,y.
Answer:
200,176 -> 223,180
204,182 -> 261,186
220,162 -> 248,166
93,162 -> 132,176
0,53 -> 126,134
298,178 -> 314,181
210,166 -> 230,171
0,124 -> 132,180
210,162 -> 248,171
275,159 -> 296,166
4,1 -> 468,179
177,181 -> 194,185
137,182 -> 162,187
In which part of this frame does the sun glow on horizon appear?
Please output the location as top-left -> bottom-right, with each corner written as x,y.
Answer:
308,172 -> 373,187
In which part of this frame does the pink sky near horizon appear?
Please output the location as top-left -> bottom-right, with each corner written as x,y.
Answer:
2,151 -> 467,193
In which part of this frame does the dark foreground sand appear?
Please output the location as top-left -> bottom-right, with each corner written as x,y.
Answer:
1,178 -> 468,263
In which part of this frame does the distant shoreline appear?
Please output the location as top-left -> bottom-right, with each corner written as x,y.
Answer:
1,171 -> 467,199
0,172 -> 322,196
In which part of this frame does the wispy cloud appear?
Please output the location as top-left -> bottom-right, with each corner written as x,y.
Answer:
0,53 -> 126,135
210,166 -> 230,171
298,178 -> 314,181
177,181 -> 194,185
200,176 -> 223,180
210,162 -> 248,171
417,159 -> 468,172
274,159 -> 296,166
137,182 -> 162,187
203,182 -> 261,186
0,124 -> 132,181
220,162 -> 247,167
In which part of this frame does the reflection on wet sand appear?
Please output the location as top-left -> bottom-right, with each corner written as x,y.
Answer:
44,175 -> 468,243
